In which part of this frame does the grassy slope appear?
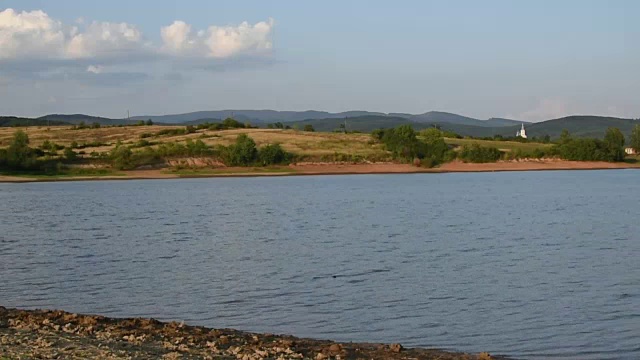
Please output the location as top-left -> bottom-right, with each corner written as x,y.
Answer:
444,138 -> 553,152
0,126 -> 390,160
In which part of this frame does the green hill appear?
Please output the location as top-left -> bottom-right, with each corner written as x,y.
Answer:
0,117 -> 69,127
494,116 -> 639,140
289,116 -> 417,132
38,114 -> 141,126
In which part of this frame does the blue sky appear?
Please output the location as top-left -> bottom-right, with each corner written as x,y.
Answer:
1,0 -> 638,121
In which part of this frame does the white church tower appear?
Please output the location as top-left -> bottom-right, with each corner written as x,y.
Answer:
516,123 -> 527,139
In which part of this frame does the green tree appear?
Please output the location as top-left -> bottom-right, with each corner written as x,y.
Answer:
560,129 -> 571,144
303,124 -> 315,132
458,144 -> 502,163
603,127 -> 625,161
146,119 -> 154,126
225,134 -> 258,166
64,147 -> 78,161
110,144 -> 133,170
6,130 -> 37,169
259,144 -> 290,165
41,140 -> 56,153
630,124 -> 640,152
222,118 -> 245,129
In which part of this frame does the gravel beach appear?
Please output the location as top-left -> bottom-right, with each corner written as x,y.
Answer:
0,307 -> 503,360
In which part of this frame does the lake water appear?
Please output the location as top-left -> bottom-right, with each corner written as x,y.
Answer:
1,170 -> 639,359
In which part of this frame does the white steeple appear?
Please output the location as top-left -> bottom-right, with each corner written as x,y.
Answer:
517,123 -> 527,138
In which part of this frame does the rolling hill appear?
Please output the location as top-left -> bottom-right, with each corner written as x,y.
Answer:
290,115 -> 506,137
37,114 -> 139,126
0,116 -> 70,127
3,112 -> 638,143
493,116 -> 640,140
131,109 -> 525,127
131,110 -> 385,124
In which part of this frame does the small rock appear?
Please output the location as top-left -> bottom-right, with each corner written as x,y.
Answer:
390,343 -> 403,353
478,352 -> 493,360
316,353 -> 327,360
281,339 -> 294,347
328,343 -> 342,353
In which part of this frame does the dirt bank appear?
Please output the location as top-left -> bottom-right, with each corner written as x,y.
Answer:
0,160 -> 636,183
0,306 -> 503,360
436,159 -> 636,172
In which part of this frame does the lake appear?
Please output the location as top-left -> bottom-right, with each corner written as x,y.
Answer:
1,170 -> 638,359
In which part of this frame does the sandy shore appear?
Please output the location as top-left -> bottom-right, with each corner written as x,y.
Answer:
436,159 -> 636,172
0,306 -> 502,359
0,160 -> 637,183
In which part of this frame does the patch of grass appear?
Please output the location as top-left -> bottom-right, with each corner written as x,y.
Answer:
0,168 -> 122,179
444,137 -> 552,152
624,155 -> 640,165
166,167 -> 296,177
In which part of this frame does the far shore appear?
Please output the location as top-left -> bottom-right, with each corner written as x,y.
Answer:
0,159 -> 637,183
0,306 -> 503,359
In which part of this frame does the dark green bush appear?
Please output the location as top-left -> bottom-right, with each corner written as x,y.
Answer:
259,144 -> 290,165
224,134 -> 258,166
551,128 -> 625,162
5,130 -> 37,169
459,144 -> 502,163
63,147 -> 78,161
110,144 -> 134,170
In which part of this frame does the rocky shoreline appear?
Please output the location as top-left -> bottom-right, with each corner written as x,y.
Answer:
0,307 -> 504,359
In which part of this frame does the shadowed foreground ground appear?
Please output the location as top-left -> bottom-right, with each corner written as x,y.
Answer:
0,307 -> 505,360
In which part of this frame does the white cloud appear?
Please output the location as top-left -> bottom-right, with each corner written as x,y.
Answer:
0,8 -> 146,61
0,8 -> 66,59
86,65 -> 103,74
161,18 -> 274,58
1,8 -> 275,64
66,21 -> 145,59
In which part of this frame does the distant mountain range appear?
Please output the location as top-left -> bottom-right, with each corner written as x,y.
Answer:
2,111 -> 638,141
129,110 -> 528,128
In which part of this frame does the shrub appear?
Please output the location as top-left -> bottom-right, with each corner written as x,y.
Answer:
222,118 -> 245,129
459,144 -> 502,163
156,128 -> 187,137
551,129 -> 625,162
110,144 -> 134,170
224,134 -> 258,166
303,124 -> 315,132
63,147 -> 78,161
5,130 -> 37,169
259,144 -> 290,165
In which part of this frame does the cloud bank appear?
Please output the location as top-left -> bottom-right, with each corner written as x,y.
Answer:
161,19 -> 273,58
0,8 -> 274,66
